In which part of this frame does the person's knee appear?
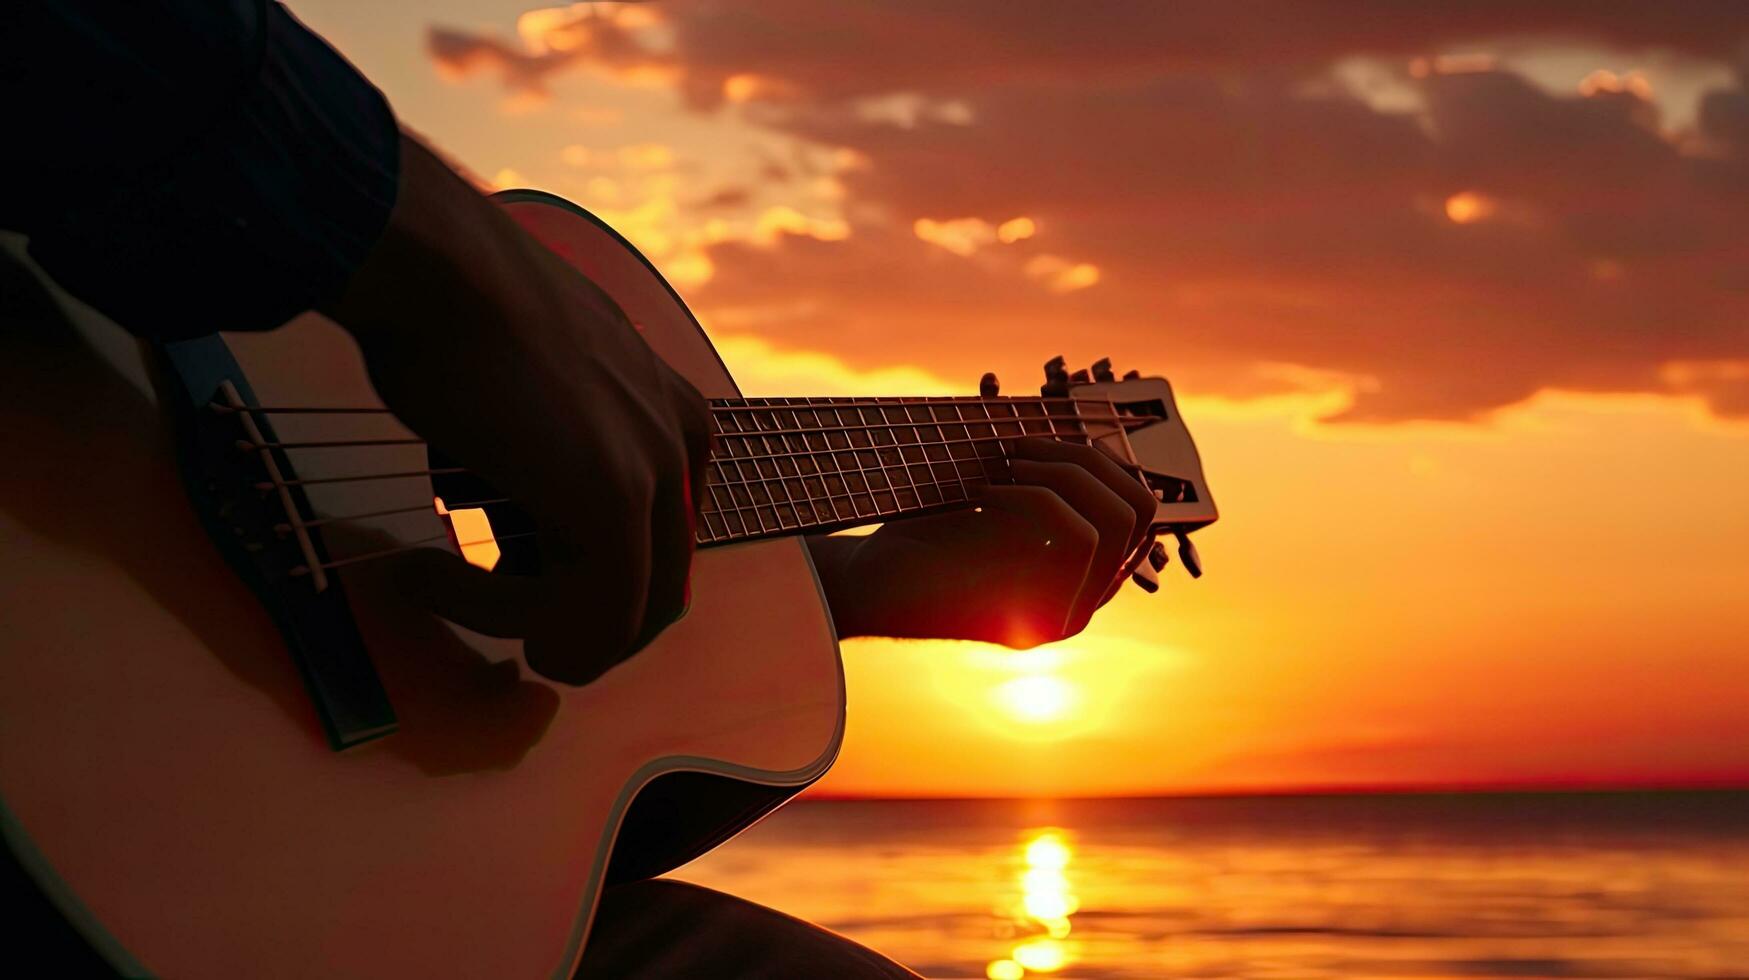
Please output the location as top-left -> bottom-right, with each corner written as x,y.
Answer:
582,879 -> 920,979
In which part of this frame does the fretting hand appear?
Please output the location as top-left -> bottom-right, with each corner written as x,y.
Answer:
809,438 -> 1158,646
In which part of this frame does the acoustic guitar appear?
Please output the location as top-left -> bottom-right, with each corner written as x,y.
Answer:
0,190 -> 1216,978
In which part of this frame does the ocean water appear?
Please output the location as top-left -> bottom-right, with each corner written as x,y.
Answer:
670,792 -> 1749,979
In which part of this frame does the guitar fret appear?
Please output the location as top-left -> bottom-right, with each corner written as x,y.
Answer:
827,401 -> 859,521
695,395 -> 1100,544
907,402 -> 943,507
755,401 -> 799,530
767,402 -> 795,531
849,402 -> 896,518
878,402 -> 921,511
765,402 -> 798,530
706,403 -> 1097,442
835,401 -> 877,520
737,406 -> 773,537
821,403 -> 855,523
701,476 -> 918,527
944,400 -> 975,502
796,401 -> 832,529
770,400 -> 808,528
776,402 -> 806,527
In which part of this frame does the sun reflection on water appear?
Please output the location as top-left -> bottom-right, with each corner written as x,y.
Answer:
987,828 -> 1080,979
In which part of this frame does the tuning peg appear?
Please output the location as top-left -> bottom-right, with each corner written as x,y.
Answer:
1122,369 -> 1140,381
1175,531 -> 1203,579
1070,368 -> 1091,385
980,372 -> 1000,398
1148,539 -> 1169,571
1130,558 -> 1161,593
1041,355 -> 1070,396
1092,358 -> 1115,383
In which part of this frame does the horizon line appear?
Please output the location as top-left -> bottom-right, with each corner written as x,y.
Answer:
800,778 -> 1749,804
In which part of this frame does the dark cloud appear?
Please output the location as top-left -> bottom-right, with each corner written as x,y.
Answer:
429,2 -> 1749,421
692,186 -> 753,210
426,26 -> 577,97
619,1 -> 1749,107
427,14 -> 656,98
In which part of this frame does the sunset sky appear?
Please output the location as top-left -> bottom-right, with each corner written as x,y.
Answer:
290,0 -> 1749,797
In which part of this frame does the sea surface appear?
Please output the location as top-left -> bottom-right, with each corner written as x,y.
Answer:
670,791 -> 1749,980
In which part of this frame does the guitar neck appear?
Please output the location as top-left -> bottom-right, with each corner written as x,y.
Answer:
698,395 -> 1108,546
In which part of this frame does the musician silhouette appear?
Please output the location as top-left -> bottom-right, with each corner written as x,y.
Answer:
0,3 -> 1153,975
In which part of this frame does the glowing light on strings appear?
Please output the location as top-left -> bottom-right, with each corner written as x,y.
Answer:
435,497 -> 501,571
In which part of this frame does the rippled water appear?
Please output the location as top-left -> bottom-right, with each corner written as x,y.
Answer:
671,792 -> 1749,979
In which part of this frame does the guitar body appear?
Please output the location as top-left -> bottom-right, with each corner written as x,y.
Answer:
0,193 -> 844,978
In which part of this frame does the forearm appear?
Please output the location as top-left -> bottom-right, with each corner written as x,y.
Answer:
322,134 -> 629,351
322,133 -> 547,346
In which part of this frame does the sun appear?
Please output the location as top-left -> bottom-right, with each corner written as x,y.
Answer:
994,675 -> 1077,723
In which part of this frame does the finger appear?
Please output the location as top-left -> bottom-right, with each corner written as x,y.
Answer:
1009,457 -> 1137,636
525,513 -> 651,686
1012,438 -> 1158,558
523,629 -> 623,688
671,374 -> 715,520
975,483 -> 1100,646
387,546 -> 538,639
1093,547 -> 1137,608
639,455 -> 696,649
657,373 -> 710,635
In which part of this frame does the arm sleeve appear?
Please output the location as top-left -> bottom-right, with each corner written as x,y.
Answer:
0,0 -> 399,338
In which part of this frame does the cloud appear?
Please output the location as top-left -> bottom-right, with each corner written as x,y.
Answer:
428,2 -> 1749,422
427,25 -> 578,99
575,1 -> 1749,108
427,3 -> 673,102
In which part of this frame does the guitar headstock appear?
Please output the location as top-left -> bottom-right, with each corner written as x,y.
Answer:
1041,356 -> 1218,589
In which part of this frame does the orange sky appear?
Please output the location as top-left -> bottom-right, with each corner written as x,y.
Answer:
290,1 -> 1749,797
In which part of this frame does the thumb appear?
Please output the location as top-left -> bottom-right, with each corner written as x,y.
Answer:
386,547 -> 538,639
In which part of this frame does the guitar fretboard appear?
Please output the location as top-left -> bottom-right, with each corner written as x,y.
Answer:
699,396 -> 1103,545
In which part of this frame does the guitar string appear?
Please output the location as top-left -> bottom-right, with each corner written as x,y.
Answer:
292,461 -> 1020,573
273,497 -> 512,534
215,394 -> 1132,416
699,451 -> 1018,534
650,410 -> 1169,542
293,451 -> 1014,574
696,416 -> 1109,536
696,471 -> 1011,544
266,418 -> 1042,537
247,424 -> 1107,490
284,437 -> 1180,571
291,530 -> 538,576
703,400 -> 1129,541
290,450 -> 1011,573
234,412 -> 1142,452
275,445 -> 1018,557
261,424 -> 1091,543
278,439 -> 1028,572
236,398 -> 1150,569
690,418 -> 1174,541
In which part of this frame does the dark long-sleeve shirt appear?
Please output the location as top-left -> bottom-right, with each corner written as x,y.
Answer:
0,0 -> 400,338
0,5 -> 398,971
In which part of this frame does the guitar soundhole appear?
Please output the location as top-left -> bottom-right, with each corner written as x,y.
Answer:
427,449 -> 542,575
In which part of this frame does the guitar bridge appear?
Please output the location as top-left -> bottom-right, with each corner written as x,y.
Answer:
154,335 -> 398,751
